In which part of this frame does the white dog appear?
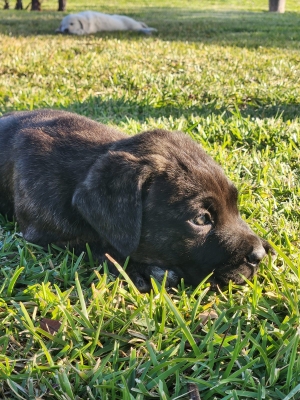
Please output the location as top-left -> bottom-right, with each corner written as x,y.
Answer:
55,11 -> 157,35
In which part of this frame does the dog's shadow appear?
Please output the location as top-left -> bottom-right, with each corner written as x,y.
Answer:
67,95 -> 300,129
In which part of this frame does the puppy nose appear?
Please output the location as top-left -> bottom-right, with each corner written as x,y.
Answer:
64,28 -> 69,33
246,245 -> 266,266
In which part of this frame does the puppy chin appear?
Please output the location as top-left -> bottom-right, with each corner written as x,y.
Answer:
209,263 -> 258,290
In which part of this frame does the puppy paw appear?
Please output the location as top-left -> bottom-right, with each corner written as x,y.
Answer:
149,266 -> 179,288
138,28 -> 157,35
130,273 -> 152,293
129,266 -> 179,293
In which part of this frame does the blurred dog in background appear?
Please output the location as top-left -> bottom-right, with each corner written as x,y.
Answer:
55,11 -> 157,35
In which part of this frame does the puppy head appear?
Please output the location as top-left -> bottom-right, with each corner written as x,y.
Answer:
55,14 -> 86,35
134,169 -> 271,289
73,130 -> 271,289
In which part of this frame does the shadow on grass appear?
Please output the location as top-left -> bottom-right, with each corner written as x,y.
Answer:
66,95 -> 300,125
0,8 -> 300,49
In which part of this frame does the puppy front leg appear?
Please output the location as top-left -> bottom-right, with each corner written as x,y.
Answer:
21,225 -> 63,247
126,263 -> 180,293
103,254 -> 179,293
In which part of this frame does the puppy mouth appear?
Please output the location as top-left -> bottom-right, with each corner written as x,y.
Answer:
208,239 -> 274,290
209,259 -> 260,290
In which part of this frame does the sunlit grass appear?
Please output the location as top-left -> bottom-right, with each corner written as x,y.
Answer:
0,0 -> 299,398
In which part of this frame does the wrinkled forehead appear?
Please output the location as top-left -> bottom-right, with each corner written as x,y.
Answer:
145,176 -> 239,225
166,163 -> 239,211
188,180 -> 239,212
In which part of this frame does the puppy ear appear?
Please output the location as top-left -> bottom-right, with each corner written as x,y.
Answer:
72,151 -> 153,256
77,17 -> 84,31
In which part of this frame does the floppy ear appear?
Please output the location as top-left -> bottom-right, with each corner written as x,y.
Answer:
77,17 -> 84,32
72,151 -> 153,256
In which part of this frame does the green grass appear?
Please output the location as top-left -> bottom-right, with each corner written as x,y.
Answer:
0,0 -> 299,398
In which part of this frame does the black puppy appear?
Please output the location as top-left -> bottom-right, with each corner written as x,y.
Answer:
0,109 -> 272,291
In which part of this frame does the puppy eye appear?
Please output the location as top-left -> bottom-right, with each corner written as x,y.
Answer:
70,23 -> 73,26
191,213 -> 212,226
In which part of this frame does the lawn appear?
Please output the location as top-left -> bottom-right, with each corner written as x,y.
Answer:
0,0 -> 299,399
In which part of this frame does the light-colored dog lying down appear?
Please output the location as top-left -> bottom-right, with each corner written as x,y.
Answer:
55,11 -> 157,35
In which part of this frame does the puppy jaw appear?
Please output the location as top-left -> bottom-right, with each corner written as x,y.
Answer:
206,235 -> 269,289
205,216 -> 274,288
132,220 -> 270,290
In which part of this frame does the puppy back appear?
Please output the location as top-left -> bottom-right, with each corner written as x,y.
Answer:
0,109 -> 125,144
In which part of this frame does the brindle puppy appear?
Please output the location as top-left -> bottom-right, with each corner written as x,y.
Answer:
0,109 -> 272,292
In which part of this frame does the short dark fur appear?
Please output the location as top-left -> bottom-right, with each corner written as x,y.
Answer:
0,109 -> 272,291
